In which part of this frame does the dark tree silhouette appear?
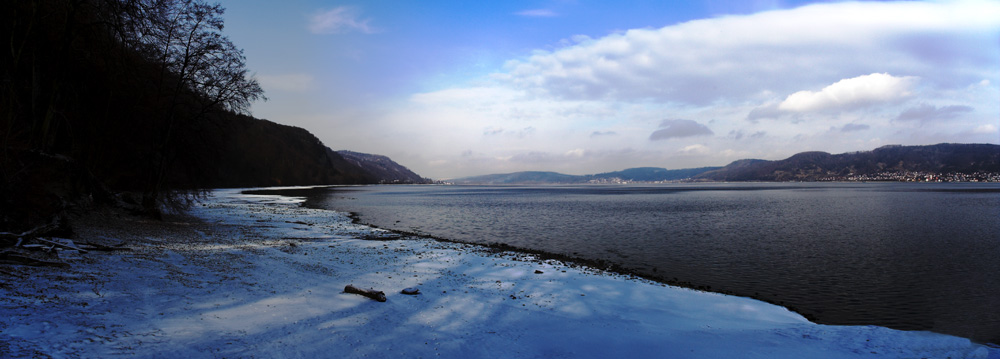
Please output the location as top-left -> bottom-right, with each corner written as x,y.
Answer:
106,0 -> 264,213
1,0 -> 384,233
1,0 -> 266,222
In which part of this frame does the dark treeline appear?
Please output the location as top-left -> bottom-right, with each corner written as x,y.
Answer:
0,0 -> 369,232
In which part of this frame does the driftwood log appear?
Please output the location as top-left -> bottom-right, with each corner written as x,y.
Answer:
344,285 -> 387,302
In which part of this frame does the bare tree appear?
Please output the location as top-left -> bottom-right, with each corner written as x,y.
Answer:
1,0 -> 264,218
106,0 -> 265,214
120,0 -> 263,114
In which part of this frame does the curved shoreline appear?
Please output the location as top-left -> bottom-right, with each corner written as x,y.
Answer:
245,185 -> 995,345
340,211 -> 777,307
1,187 -> 993,358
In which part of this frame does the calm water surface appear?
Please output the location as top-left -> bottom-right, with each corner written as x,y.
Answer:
284,183 -> 1000,343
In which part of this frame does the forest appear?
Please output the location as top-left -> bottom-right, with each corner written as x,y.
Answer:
1,0 -> 369,234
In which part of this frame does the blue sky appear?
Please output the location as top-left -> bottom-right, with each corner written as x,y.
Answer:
216,0 -> 1000,179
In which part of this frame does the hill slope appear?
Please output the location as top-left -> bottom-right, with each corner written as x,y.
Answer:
449,167 -> 721,185
335,151 -> 431,184
450,171 -> 586,185
590,167 -> 722,183
198,115 -> 375,188
695,143 -> 1000,181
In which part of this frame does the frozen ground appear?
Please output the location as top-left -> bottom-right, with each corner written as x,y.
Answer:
1,188 -> 996,358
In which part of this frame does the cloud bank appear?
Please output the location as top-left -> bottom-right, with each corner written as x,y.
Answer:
498,1 -> 998,104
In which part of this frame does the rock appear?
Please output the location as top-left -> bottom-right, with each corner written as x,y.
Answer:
400,287 -> 420,295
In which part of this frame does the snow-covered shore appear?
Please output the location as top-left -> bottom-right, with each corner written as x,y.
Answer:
1,188 -> 995,358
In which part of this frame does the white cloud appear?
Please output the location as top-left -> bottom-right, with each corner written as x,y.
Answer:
728,129 -> 767,140
679,144 -> 709,155
516,9 -> 558,17
649,119 -> 714,141
309,7 -> 376,34
483,126 -> 536,139
257,74 -> 316,93
777,73 -> 917,112
840,123 -> 871,133
410,87 -> 520,105
591,131 -> 617,138
746,73 -> 920,121
499,1 -> 1000,104
894,103 -> 974,123
565,148 -> 586,157
483,126 -> 505,136
973,124 -> 998,134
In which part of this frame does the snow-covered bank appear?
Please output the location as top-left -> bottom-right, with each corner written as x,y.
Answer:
1,188 -> 995,358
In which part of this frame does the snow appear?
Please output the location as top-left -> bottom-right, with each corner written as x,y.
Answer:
1,187 -> 996,358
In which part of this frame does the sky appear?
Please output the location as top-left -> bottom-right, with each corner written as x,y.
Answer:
214,0 -> 1000,179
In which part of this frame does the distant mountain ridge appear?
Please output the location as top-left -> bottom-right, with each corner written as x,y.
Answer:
449,167 -> 722,185
596,167 -> 723,182
335,150 -> 432,184
449,143 -> 1000,184
694,143 -> 1000,182
450,171 -> 585,185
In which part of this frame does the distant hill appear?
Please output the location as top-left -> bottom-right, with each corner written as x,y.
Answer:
195,118 -> 431,187
694,143 -> 1000,181
448,143 -> 1000,185
449,167 -> 721,185
335,151 -> 432,184
591,167 -> 722,183
450,171 -> 586,185
198,115 -> 375,188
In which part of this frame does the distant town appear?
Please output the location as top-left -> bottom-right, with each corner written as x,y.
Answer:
583,171 -> 1000,184
835,171 -> 1000,183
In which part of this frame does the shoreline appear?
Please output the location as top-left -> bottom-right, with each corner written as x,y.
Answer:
1,188 -> 995,358
253,183 -> 1000,344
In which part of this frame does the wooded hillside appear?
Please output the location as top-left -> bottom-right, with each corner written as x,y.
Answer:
694,143 -> 1000,181
0,0 -> 378,232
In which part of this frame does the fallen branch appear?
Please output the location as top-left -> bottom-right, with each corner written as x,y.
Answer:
33,238 -> 88,254
0,218 -> 62,246
344,285 -> 387,302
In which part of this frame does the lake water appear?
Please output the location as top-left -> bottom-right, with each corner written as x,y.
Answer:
272,183 -> 1000,343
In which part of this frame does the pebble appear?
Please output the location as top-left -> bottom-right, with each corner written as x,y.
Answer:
401,287 -> 420,295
